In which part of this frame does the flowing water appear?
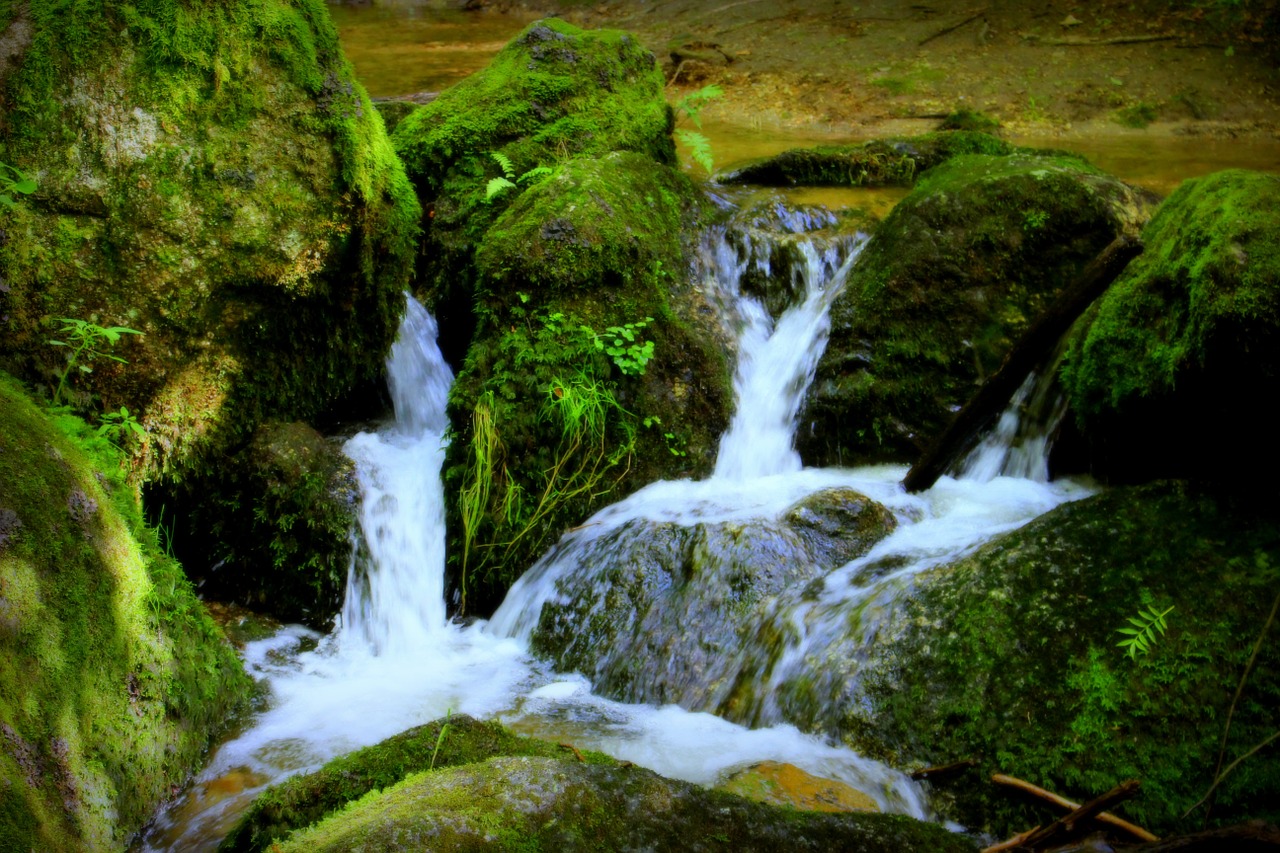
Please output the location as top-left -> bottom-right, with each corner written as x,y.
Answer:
142,209 -> 1092,850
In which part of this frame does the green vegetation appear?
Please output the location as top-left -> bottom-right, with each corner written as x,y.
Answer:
0,373 -> 249,850
1114,101 -> 1160,128
485,151 -> 554,202
671,83 -> 722,174
849,483 -> 1280,838
46,318 -> 142,406
1117,603 -> 1175,660
97,405 -> 147,448
0,160 -> 36,209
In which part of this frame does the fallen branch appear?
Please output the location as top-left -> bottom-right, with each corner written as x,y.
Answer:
981,825 -> 1040,853
1020,32 -> 1178,46
910,758 -> 979,780
558,743 -> 586,762
992,773 -> 1158,842
1183,730 -> 1280,819
919,8 -> 987,46
1021,779 -> 1142,848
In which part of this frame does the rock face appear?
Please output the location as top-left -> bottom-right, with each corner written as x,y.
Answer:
530,488 -> 896,716
0,0 -> 419,483
0,374 -> 250,851
846,482 -> 1280,838
797,152 -> 1157,466
272,756 -> 975,853
1056,169 -> 1280,482
393,20 -> 733,611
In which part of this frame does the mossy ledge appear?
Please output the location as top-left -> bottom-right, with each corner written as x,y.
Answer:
0,373 -> 250,851
848,482 -> 1280,839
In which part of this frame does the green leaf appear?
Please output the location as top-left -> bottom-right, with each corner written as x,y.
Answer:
485,177 -> 517,202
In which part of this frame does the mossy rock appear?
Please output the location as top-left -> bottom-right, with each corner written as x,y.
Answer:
529,488 -> 896,716
174,421 -> 358,628
847,482 -> 1280,838
391,16 -> 675,332
798,153 -> 1158,466
1056,169 -> 1280,483
220,714 -> 616,852
275,755 -> 976,853
441,152 -> 733,613
717,131 -> 1016,187
0,373 -> 250,851
0,0 -> 419,484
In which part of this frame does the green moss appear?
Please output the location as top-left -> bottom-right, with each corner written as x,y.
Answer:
849,482 -> 1280,838
0,372 -> 250,850
938,109 -> 1001,133
0,0 -> 419,485
1057,169 -> 1280,481
219,714 -> 618,853
440,153 -> 731,611
277,755 -> 977,853
798,153 -> 1155,466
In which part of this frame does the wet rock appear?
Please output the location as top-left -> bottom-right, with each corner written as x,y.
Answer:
530,488 -> 896,715
1056,169 -> 1280,483
798,152 -> 1158,466
0,374 -> 249,850
717,761 -> 879,813
846,482 -> 1280,838
275,755 -> 975,852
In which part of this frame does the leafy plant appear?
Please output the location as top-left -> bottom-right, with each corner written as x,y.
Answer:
582,317 -> 655,376
1116,603 -> 1175,660
97,405 -> 146,446
429,710 -> 452,770
671,84 -> 722,175
47,318 -> 143,405
484,151 -> 554,202
0,161 -> 36,210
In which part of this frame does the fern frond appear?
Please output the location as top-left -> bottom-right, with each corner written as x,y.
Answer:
485,176 -> 517,202
674,84 -> 724,127
675,128 -> 714,175
519,165 -> 554,184
1116,604 -> 1175,660
490,151 -> 515,179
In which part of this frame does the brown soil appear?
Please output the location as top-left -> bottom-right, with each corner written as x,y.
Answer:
488,0 -> 1280,144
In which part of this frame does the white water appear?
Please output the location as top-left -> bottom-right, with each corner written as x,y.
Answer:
149,216 -> 1087,850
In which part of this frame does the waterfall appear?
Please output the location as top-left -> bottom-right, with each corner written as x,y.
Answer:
340,297 -> 453,655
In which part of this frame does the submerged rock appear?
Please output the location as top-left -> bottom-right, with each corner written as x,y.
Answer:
717,761 -> 879,813
530,488 -> 896,716
798,152 -> 1157,466
846,482 -> 1280,838
0,0 -> 419,483
274,755 -> 974,852
1056,168 -> 1280,482
0,374 -> 249,850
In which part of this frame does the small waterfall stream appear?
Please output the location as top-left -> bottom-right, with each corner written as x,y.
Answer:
145,209 -> 1088,851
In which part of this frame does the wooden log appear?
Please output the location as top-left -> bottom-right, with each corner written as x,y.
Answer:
991,773 -> 1158,843
902,234 -> 1142,493
1021,778 -> 1142,848
981,825 -> 1040,853
1020,32 -> 1178,46
910,758 -> 979,781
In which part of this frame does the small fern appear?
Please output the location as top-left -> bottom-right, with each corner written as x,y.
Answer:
491,150 -> 516,179
1116,604 -> 1175,660
519,165 -> 553,184
486,176 -> 517,201
484,153 -> 552,202
675,129 -> 715,175
672,83 -> 724,128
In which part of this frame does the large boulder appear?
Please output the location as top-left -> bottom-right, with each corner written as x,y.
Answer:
0,374 -> 250,850
1056,169 -> 1280,482
272,755 -> 975,853
393,21 -> 733,611
0,0 -> 419,482
530,488 -> 897,715
846,482 -> 1280,838
797,152 -> 1156,466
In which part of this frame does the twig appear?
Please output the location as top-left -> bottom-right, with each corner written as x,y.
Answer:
1021,779 -> 1141,848
1183,730 -> 1280,819
1019,32 -> 1178,46
559,742 -> 586,762
918,8 -> 987,47
1203,588 -> 1280,819
981,825 -> 1040,853
911,758 -> 978,780
991,773 -> 1158,842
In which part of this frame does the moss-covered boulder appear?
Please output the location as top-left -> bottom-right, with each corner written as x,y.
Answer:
275,755 -> 975,853
1057,169 -> 1280,482
175,421 -> 358,628
0,374 -> 250,851
388,19 -> 731,611
220,714 -> 616,853
0,0 -> 419,483
798,153 -> 1157,466
718,131 -> 1016,187
846,482 -> 1280,838
530,488 -> 896,715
